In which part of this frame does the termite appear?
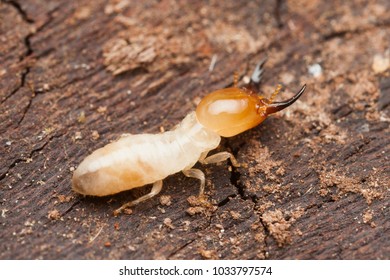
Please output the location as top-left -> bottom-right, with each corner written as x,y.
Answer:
72,59 -> 306,214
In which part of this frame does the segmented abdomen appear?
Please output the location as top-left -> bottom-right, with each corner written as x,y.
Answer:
72,112 -> 221,196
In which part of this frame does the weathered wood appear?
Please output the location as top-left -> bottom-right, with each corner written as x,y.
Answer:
0,0 -> 389,259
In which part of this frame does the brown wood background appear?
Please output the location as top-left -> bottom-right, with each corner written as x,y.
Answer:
0,0 -> 389,259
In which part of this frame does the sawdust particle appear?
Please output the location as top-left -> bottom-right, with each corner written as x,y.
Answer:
74,6 -> 91,20
262,209 -> 292,247
91,130 -> 100,140
74,131 -> 82,140
97,106 -> 107,114
229,210 -> 241,220
372,53 -> 389,73
77,111 -> 86,123
362,209 -> 376,228
56,195 -> 72,203
186,195 -> 217,216
246,141 -> 284,182
186,206 -> 204,216
163,218 -> 175,229
199,248 -> 218,260
318,168 -> 384,205
123,208 -> 133,215
159,195 -> 172,206
48,210 -> 61,221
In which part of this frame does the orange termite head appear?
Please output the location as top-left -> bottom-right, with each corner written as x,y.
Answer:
196,84 -> 306,137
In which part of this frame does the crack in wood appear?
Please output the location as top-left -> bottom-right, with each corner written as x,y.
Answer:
257,213 -> 270,256
322,19 -> 390,41
167,239 -> 196,259
16,88 -> 34,125
225,140 -> 260,204
58,200 -> 81,220
0,2 -> 58,105
223,140 -> 270,257
2,0 -> 34,23
274,0 -> 284,28
217,194 -> 237,207
0,134 -> 62,181
0,0 -> 33,104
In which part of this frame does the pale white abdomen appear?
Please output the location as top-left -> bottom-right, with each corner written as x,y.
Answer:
72,112 -> 221,196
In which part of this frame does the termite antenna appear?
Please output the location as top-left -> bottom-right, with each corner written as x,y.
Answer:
233,71 -> 239,87
269,84 -> 283,103
266,84 -> 306,114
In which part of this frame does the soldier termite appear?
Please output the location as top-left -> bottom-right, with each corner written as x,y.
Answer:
72,59 -> 306,215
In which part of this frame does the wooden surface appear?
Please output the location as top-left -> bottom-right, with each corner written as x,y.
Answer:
0,0 -> 389,259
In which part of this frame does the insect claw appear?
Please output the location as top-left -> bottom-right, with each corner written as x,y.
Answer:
243,57 -> 268,92
250,57 -> 268,84
266,84 -> 306,115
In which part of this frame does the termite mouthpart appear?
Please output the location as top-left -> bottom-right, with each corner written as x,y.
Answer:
266,84 -> 306,115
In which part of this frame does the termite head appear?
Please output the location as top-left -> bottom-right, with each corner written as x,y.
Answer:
196,84 -> 306,137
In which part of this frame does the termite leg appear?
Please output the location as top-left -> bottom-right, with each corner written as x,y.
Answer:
114,180 -> 163,215
199,151 -> 240,168
182,168 -> 205,196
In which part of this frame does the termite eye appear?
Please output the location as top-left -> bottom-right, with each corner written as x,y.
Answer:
196,88 -> 267,137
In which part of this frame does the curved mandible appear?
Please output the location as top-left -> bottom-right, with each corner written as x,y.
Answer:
266,84 -> 306,115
